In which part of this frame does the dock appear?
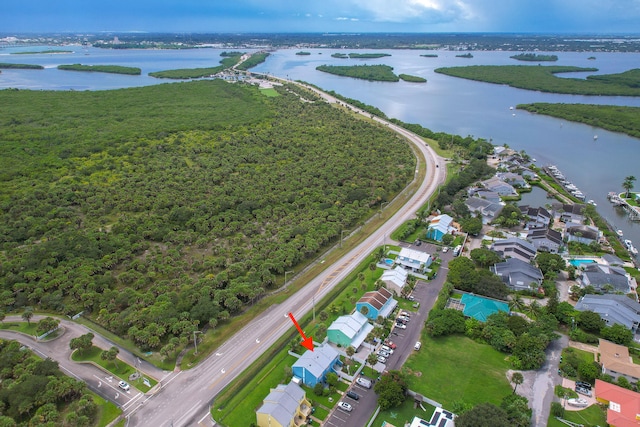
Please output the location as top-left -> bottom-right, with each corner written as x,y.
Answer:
607,192 -> 640,221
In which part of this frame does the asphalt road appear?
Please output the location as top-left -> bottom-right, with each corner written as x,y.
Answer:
124,87 -> 446,426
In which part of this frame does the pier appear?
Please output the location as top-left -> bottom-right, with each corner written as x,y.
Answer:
607,192 -> 640,221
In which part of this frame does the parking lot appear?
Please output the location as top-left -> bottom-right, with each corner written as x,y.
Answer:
323,378 -> 379,427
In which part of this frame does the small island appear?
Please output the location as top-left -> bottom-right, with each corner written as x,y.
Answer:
510,53 -> 558,62
220,51 -> 245,57
456,53 -> 474,58
316,64 -> 399,82
12,50 -> 73,55
0,63 -> 44,70
235,52 -> 270,71
149,66 -> 224,79
57,64 -> 141,75
588,56 -> 596,60
399,74 -> 427,83
348,53 -> 391,59
420,54 -> 438,58
296,51 -> 311,56
331,53 -> 348,59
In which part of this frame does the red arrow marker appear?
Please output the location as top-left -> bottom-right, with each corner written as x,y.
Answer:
288,312 -> 314,352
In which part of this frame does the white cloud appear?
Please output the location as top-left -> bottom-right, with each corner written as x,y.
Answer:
343,0 -> 475,23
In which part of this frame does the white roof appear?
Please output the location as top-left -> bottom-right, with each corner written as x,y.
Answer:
328,311 -> 369,340
398,247 -> 431,265
381,266 -> 409,288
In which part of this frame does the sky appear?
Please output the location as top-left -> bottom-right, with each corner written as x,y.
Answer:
3,0 -> 640,34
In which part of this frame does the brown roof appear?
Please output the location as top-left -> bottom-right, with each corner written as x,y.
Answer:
358,288 -> 392,310
599,339 -> 640,379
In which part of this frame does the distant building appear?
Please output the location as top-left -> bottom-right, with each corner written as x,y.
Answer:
467,188 -> 502,204
426,214 -> 455,242
327,311 -> 373,349
256,382 -> 311,427
579,263 -> 631,294
381,266 -> 409,296
491,257 -> 543,291
497,172 -> 529,189
356,288 -> 397,320
292,344 -> 341,388
595,379 -> 640,427
526,227 -> 563,253
557,203 -> 586,223
395,247 -> 432,273
460,293 -> 510,322
575,294 -> 640,332
490,237 -> 537,262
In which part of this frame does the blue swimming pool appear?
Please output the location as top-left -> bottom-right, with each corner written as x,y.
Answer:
384,258 -> 394,266
569,259 -> 596,267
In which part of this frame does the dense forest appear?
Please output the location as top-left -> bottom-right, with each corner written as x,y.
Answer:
0,63 -> 44,70
510,53 -> 558,61
0,80 -> 415,351
435,65 -> 640,96
518,103 -> 640,139
0,340 -> 98,426
57,64 -> 142,75
149,52 -> 243,79
316,64 -> 400,82
235,52 -> 270,71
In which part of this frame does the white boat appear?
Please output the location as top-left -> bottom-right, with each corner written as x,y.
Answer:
625,239 -> 633,249
567,398 -> 589,408
587,200 -> 597,206
617,230 -> 624,237
509,106 -> 514,110
594,135 -> 598,140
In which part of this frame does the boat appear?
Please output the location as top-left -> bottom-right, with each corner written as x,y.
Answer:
625,239 -> 633,249
567,398 -> 589,408
587,200 -> 597,206
594,135 -> 598,140
617,229 -> 624,237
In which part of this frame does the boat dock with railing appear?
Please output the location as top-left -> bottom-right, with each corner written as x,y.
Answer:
607,192 -> 640,221
544,165 -> 586,201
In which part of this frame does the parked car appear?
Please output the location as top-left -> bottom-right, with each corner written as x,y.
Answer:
415,239 -> 422,246
118,381 -> 130,391
377,356 -> 387,363
442,247 -> 449,253
408,295 -> 415,301
356,377 -> 372,389
394,323 -> 406,329
576,381 -> 592,390
346,390 -> 360,400
380,345 -> 394,354
414,341 -> 422,351
378,350 -> 390,358
398,315 -> 410,322
338,401 -> 353,412
575,386 -> 592,397
400,311 -> 410,317
384,341 -> 397,349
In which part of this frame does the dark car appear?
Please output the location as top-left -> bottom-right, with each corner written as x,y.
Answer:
576,381 -> 592,389
346,390 -> 360,400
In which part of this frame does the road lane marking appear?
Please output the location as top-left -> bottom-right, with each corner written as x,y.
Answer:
174,400 -> 202,426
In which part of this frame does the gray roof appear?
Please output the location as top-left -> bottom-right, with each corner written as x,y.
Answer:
582,263 -> 629,292
465,197 -> 502,218
490,237 -> 537,261
566,223 -> 599,240
575,294 -> 640,330
527,228 -> 563,246
257,382 -> 306,427
602,254 -> 625,266
491,257 -> 543,290
292,344 -> 339,379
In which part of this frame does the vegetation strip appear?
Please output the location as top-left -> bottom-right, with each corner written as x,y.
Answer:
57,64 -> 142,75
0,63 -> 44,69
316,64 -> 400,82
399,74 -> 427,83
510,53 -> 558,61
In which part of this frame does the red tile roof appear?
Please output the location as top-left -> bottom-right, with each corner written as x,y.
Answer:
595,379 -> 640,427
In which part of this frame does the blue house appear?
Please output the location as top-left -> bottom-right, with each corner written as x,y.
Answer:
460,293 -> 510,322
426,214 -> 455,241
356,287 -> 397,320
292,344 -> 340,388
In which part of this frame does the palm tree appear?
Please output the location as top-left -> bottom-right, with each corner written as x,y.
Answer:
622,176 -> 636,198
511,372 -> 524,394
509,295 -> 525,313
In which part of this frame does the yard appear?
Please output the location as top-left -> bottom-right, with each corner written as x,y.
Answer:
547,404 -> 607,427
371,397 -> 436,427
402,335 -> 512,408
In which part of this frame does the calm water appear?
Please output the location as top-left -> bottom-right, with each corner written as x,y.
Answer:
2,45 -> 639,247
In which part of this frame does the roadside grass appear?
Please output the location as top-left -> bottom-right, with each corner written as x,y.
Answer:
313,406 -> 330,421
71,345 -> 156,392
402,335 -> 511,408
336,381 -> 349,392
0,321 -> 38,336
547,403 -> 607,427
92,392 -> 122,427
371,397 -> 435,427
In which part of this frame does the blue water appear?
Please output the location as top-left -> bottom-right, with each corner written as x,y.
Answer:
384,259 -> 394,266
569,259 -> 596,267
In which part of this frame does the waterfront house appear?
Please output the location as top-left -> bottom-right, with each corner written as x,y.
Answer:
327,311 -> 373,349
526,227 -> 563,253
256,382 -> 311,427
557,203 -> 586,223
460,293 -> 510,322
579,263 -> 631,293
595,379 -> 640,427
490,237 -> 537,262
481,176 -> 518,197
395,247 -> 432,273
602,254 -> 625,267
356,288 -> 397,320
575,294 -> 640,333
491,257 -> 544,291
497,172 -> 529,189
565,222 -> 601,245
520,205 -> 552,228
380,266 -> 409,296
425,214 -> 455,242
598,340 -> 640,383
465,196 -> 503,224
467,188 -> 502,204
292,344 -> 340,388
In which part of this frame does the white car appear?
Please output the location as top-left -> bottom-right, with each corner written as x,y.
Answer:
377,355 -> 387,363
338,401 -> 353,412
380,345 -> 394,354
118,381 -> 130,391
378,350 -> 390,358
395,323 -> 406,329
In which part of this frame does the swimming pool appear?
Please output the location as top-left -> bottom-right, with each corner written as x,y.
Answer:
384,258 -> 394,266
569,259 -> 596,267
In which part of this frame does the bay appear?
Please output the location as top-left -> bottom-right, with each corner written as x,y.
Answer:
1,45 -> 639,249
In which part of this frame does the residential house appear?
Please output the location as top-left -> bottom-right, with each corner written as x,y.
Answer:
565,222 -> 601,245
481,176 -> 518,197
557,203 -> 586,223
356,288 -> 397,320
490,237 -> 537,262
491,257 -> 544,292
467,188 -> 502,204
381,266 -> 409,296
425,214 -> 455,242
603,254 -> 626,267
579,263 -> 631,293
575,294 -> 640,332
519,168 -> 539,181
526,227 -> 563,253
395,247 -> 432,273
599,339 -> 640,384
292,344 -> 340,388
327,311 -> 373,350
409,408 -> 456,427
460,293 -> 510,322
520,205 -> 552,228
595,379 -> 640,427
256,382 -> 311,427
465,196 -> 503,224
497,172 -> 529,189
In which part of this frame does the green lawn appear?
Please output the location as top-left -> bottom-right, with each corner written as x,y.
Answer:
71,346 -> 156,392
372,397 -> 435,427
547,404 -> 607,427
259,88 -> 280,97
92,392 -> 122,427
0,321 -> 38,335
402,335 -> 512,407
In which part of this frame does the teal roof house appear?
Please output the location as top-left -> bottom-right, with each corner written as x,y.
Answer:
426,214 -> 455,241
